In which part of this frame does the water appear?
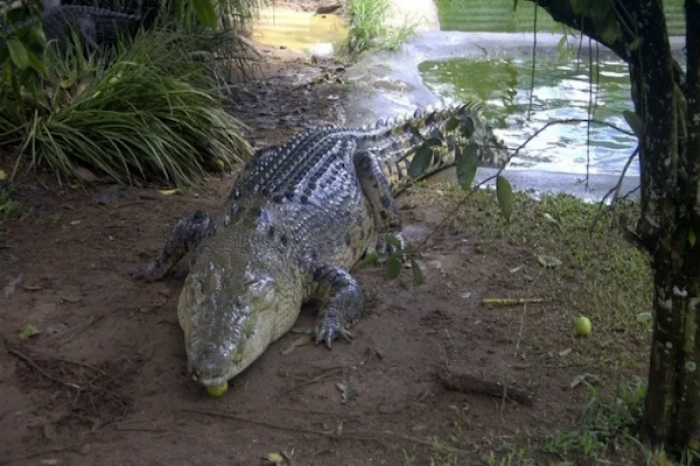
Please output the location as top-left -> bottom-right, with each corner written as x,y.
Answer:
251,8 -> 347,53
418,57 -> 639,176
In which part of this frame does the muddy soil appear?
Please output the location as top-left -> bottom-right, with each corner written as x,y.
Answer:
1,8 -> 604,466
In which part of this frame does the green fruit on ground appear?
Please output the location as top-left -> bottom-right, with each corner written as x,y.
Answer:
206,382 -> 229,397
574,316 -> 592,337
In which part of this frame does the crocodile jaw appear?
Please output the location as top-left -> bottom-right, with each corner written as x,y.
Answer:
177,257 -> 282,388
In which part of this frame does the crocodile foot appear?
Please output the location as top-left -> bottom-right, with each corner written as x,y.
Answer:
315,321 -> 355,349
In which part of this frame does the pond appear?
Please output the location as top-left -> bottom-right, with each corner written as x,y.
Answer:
418,57 -> 638,176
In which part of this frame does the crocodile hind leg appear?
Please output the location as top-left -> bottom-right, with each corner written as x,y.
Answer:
312,264 -> 364,349
353,150 -> 404,255
131,210 -> 211,282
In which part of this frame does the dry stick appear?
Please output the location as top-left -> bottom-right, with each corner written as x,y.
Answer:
278,353 -> 373,398
180,408 -> 472,457
438,369 -> 534,407
481,298 -> 546,306
6,347 -> 83,389
276,367 -> 345,397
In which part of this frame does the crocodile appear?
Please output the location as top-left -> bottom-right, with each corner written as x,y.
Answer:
0,5 -> 139,54
132,102 -> 509,391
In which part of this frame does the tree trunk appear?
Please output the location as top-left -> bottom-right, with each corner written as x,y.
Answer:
523,0 -> 700,452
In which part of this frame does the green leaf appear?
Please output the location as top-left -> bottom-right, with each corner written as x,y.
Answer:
690,228 -> 697,247
29,25 -> 47,46
385,234 -> 403,251
569,0 -> 585,15
386,254 -> 402,279
6,38 -> 29,70
192,0 -> 217,28
513,0 -> 519,10
588,0 -> 611,23
423,138 -> 443,147
496,175 -> 514,222
598,12 -> 622,44
445,117 -> 459,133
26,49 -> 46,76
622,110 -> 643,138
460,117 -> 475,139
456,143 -> 478,191
408,145 -> 433,179
411,258 -> 425,286
628,37 -> 644,51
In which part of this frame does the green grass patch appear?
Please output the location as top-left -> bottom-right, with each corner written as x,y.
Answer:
404,182 -> 657,464
423,184 -> 652,358
342,0 -> 419,56
0,28 -> 254,188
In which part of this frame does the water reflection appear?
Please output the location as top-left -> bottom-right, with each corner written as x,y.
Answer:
418,57 -> 638,176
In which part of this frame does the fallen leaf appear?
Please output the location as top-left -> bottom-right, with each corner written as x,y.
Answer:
19,323 -> 41,339
158,189 -> 180,196
570,373 -> 600,389
558,347 -> 572,357
281,335 -> 312,355
262,452 -> 287,466
537,254 -> 562,268
0,169 -> 6,180
73,166 -> 98,182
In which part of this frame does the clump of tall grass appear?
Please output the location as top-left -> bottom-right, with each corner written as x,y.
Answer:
342,0 -> 419,56
0,28 -> 254,187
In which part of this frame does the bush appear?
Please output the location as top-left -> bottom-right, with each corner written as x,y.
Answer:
0,28 -> 254,187
342,0 -> 418,56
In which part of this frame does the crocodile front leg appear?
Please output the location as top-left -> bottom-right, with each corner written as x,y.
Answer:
131,210 -> 211,282
313,264 -> 364,349
353,150 -> 404,255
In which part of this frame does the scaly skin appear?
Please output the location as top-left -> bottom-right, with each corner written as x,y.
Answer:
132,102 -> 508,389
0,5 -> 138,54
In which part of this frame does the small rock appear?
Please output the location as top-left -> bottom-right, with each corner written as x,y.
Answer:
157,287 -> 173,297
40,459 -> 58,465
78,443 -> 92,455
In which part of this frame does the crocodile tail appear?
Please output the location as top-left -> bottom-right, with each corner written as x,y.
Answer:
357,101 -> 507,195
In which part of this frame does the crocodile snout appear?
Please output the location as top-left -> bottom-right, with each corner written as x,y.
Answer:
187,344 -> 236,388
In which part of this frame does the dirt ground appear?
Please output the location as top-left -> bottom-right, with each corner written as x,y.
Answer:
0,7 -> 649,466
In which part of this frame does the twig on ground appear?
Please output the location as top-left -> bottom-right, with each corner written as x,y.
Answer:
481,298 -> 546,306
7,347 -> 83,389
438,368 -> 534,407
277,367 -> 345,397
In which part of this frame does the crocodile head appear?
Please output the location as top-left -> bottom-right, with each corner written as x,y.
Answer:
177,253 -> 280,388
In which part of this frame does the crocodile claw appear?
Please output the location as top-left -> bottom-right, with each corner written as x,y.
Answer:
315,325 -> 355,349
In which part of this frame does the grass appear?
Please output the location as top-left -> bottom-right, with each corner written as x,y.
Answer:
401,183 -> 661,464
0,26 -> 255,188
342,0 -> 420,56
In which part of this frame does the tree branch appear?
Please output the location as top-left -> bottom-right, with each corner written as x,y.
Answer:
522,0 -> 628,60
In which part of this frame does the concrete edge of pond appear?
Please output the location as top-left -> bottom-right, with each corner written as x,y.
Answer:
343,31 -> 685,201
